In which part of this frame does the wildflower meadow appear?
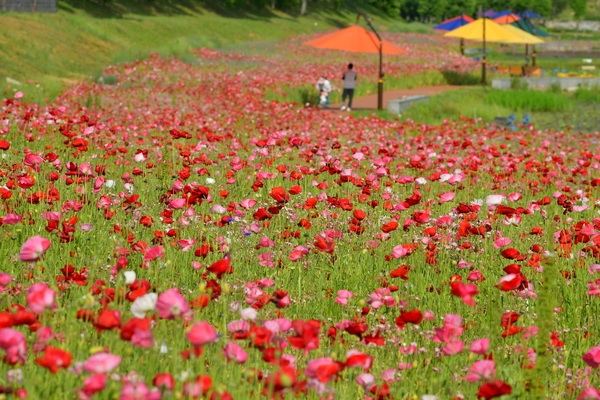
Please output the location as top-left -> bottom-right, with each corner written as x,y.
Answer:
1,32 -> 600,400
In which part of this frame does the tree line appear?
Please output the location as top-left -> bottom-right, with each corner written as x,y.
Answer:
219,0 -> 591,20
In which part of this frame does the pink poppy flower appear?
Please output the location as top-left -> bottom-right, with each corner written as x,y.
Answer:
435,215 -> 453,227
470,338 -> 490,354
442,339 -> 464,355
493,237 -> 512,249
583,346 -> 600,368
256,236 -> 275,248
589,264 -> 600,275
258,252 -> 275,268
239,199 -> 257,210
40,212 -> 61,221
467,270 -> 484,282
508,192 -> 522,201
356,373 -> 375,392
79,373 -> 107,399
143,246 -> 164,261
19,235 -> 51,262
367,288 -> 395,309
391,245 -> 408,258
0,328 -> 27,365
120,381 -> 160,400
522,326 -> 539,340
223,341 -> 248,364
227,320 -> 249,334
380,369 -> 396,382
335,290 -> 354,305
177,239 -> 196,252
578,387 -> 600,399
263,318 -> 292,334
1,214 -> 22,225
289,246 -> 309,261
439,192 -> 455,203
83,352 -> 122,374
0,273 -> 12,287
464,360 -> 496,382
26,283 -> 56,314
33,326 -> 55,353
131,329 -> 154,348
156,289 -> 189,319
187,321 -> 218,347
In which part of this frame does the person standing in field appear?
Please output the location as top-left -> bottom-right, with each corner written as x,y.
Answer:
341,63 -> 357,111
315,75 -> 332,108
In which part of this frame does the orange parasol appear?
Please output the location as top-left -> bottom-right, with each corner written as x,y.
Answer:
492,14 -> 521,24
303,25 -> 407,55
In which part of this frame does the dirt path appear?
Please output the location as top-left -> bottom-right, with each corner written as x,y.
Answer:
330,85 -> 472,111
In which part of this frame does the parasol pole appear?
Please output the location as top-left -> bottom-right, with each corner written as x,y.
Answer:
357,11 -> 384,110
482,17 -> 487,84
460,13 -> 466,55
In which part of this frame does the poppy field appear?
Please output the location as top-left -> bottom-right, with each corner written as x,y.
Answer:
1,33 -> 600,400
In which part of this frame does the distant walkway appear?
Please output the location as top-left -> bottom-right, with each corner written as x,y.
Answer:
329,85 -> 471,111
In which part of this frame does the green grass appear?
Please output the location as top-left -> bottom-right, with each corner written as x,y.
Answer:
484,88 -> 572,112
395,85 -> 600,130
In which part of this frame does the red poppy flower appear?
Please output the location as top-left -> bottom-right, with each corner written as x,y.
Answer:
313,235 -> 335,254
395,309 -> 423,329
345,350 -> 373,371
253,208 -> 271,221
502,264 -> 521,274
496,273 -> 524,291
550,331 -> 565,347
247,324 -> 272,349
289,185 -> 302,195
94,309 -> 121,332
390,265 -> 411,280
269,187 -> 289,204
353,209 -> 366,220
139,216 -> 153,227
363,330 -> 385,346
477,380 -> 512,399
207,258 -> 233,279
120,317 -> 151,341
0,312 -> 14,328
500,248 -> 526,260
500,311 -> 520,328
36,347 -> 72,373
345,322 -> 369,338
288,320 -> 320,352
381,221 -> 398,233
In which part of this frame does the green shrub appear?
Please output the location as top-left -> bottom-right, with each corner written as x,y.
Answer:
440,70 -> 481,85
573,86 -> 600,102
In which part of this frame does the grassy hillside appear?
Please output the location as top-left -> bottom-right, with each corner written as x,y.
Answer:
0,0 -> 401,103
